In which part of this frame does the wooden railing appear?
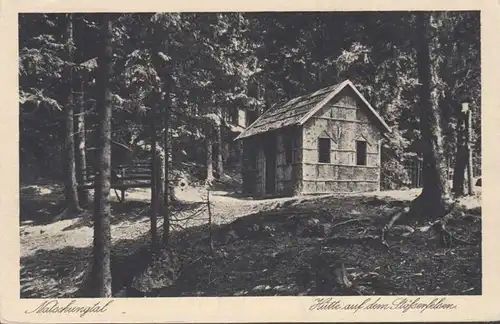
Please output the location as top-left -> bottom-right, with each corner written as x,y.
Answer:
80,160 -> 153,202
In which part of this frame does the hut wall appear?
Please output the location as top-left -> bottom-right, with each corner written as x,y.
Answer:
241,136 -> 266,196
276,127 -> 303,196
276,131 -> 292,195
300,87 -> 383,194
241,138 -> 255,194
242,128 -> 303,198
255,143 -> 266,196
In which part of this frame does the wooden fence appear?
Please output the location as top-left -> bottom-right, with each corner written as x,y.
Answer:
380,154 -> 479,191
380,155 -> 423,190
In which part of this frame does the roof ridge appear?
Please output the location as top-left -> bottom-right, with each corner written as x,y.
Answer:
281,82 -> 345,108
234,79 -> 391,141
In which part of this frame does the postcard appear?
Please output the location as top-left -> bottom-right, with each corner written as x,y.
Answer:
1,0 -> 499,322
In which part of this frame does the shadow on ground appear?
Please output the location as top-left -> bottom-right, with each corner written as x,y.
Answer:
20,184 -> 66,225
20,194 -> 482,298
21,183 -> 212,231
20,236 -> 153,298
60,200 -> 155,231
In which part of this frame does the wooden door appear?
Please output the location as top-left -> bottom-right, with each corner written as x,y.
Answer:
264,134 -> 276,195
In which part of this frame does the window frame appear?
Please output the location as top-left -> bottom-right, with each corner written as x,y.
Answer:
356,140 -> 367,166
318,137 -> 331,163
247,109 -> 258,125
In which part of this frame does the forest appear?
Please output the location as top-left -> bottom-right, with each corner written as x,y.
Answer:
19,12 -> 481,298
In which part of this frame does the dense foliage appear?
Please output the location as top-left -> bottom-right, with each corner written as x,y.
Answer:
19,12 -> 481,187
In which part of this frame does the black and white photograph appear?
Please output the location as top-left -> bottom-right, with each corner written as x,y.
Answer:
18,10 -> 482,301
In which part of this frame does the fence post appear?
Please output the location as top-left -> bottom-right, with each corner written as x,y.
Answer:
207,189 -> 214,254
464,103 -> 475,195
119,167 -> 125,202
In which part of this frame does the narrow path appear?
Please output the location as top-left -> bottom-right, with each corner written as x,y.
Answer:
20,185 -> 305,257
20,184 -> 480,258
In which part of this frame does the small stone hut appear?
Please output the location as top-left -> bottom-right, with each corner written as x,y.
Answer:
234,79 -> 392,198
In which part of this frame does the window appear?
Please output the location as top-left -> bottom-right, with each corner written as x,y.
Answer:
238,109 -> 247,127
224,109 -> 239,125
231,110 -> 238,124
356,140 -> 367,165
247,110 -> 258,125
318,138 -> 331,163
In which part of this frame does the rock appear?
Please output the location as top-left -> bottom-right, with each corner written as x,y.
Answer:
362,272 -> 380,280
417,225 -> 431,232
410,271 -> 424,277
350,209 -> 361,215
39,187 -> 52,195
270,251 -> 285,258
301,218 -> 324,237
307,218 -> 320,226
218,249 -> 229,258
274,284 -> 293,292
262,225 -> 276,236
252,285 -> 267,292
391,225 -> 415,236
248,223 -> 260,233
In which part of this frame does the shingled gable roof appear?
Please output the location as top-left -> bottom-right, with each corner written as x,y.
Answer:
235,79 -> 392,140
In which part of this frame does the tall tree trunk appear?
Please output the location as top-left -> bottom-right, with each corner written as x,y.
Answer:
158,147 -> 165,208
75,80 -> 89,207
452,112 -> 467,196
163,104 -> 171,246
206,125 -> 214,184
150,111 -> 158,251
91,14 -> 113,297
148,28 -> 175,245
215,123 -> 223,178
412,12 -> 452,219
74,14 -> 89,207
466,108 -> 475,195
64,13 -> 81,212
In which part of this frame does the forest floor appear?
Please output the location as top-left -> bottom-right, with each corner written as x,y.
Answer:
19,179 -> 481,298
